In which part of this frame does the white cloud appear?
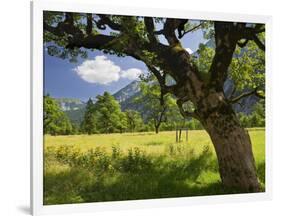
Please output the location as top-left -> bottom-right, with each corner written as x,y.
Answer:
121,68 -> 142,80
74,56 -> 121,85
185,48 -> 193,54
74,56 -> 144,84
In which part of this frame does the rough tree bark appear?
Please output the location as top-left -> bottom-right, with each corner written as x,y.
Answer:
44,14 -> 265,192
197,91 -> 260,191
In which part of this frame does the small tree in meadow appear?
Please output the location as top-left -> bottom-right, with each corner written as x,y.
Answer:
125,110 -> 143,132
80,98 -> 97,134
95,92 -> 125,133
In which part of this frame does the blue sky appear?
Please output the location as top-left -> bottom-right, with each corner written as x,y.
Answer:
44,20 -> 206,101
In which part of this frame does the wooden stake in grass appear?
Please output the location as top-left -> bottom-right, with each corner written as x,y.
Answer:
179,129 -> 182,142
176,127 -> 188,142
176,128 -> 179,142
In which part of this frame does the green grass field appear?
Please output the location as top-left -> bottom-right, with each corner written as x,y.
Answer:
43,128 -> 265,205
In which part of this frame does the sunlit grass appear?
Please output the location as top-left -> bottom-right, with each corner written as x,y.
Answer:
44,130 -> 215,155
44,128 -> 265,205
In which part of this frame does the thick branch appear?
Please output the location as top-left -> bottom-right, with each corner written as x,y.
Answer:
237,39 -> 249,48
162,18 -> 182,45
238,25 -> 265,51
65,12 -> 74,25
229,89 -> 256,104
65,34 -> 115,49
209,22 -> 238,88
95,15 -> 121,31
144,17 -> 159,44
252,34 -> 265,51
86,13 -> 93,35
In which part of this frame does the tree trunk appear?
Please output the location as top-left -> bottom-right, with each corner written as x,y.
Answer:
155,125 -> 159,134
199,94 -> 260,192
161,48 -> 261,192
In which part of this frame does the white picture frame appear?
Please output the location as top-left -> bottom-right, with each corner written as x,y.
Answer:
31,0 -> 273,215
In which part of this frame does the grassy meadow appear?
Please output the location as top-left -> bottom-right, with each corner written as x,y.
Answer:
44,128 -> 265,205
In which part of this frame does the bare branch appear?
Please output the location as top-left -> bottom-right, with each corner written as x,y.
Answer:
156,19 -> 197,42
147,65 -> 165,86
252,34 -> 265,51
154,29 -> 164,35
237,39 -> 249,48
229,88 -> 265,104
93,19 -> 106,30
176,19 -> 188,38
178,22 -> 204,39
228,85 -> 237,100
229,89 -> 256,104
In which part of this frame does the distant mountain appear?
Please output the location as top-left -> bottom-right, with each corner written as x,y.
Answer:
113,80 -> 142,111
55,79 -> 258,127
55,98 -> 86,126
113,80 -> 140,103
55,98 -> 86,111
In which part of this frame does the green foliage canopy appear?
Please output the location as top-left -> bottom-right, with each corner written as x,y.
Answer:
80,98 -> 97,134
94,92 -> 125,133
44,95 -> 74,135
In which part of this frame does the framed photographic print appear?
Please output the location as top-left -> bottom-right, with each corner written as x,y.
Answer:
31,0 -> 272,215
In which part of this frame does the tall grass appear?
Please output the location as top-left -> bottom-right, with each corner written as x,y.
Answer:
44,129 -> 265,205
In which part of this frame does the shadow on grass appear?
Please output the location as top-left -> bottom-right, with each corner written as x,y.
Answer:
44,146 -> 265,205
123,132 -> 155,136
143,141 -> 163,146
257,161 -> 265,186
